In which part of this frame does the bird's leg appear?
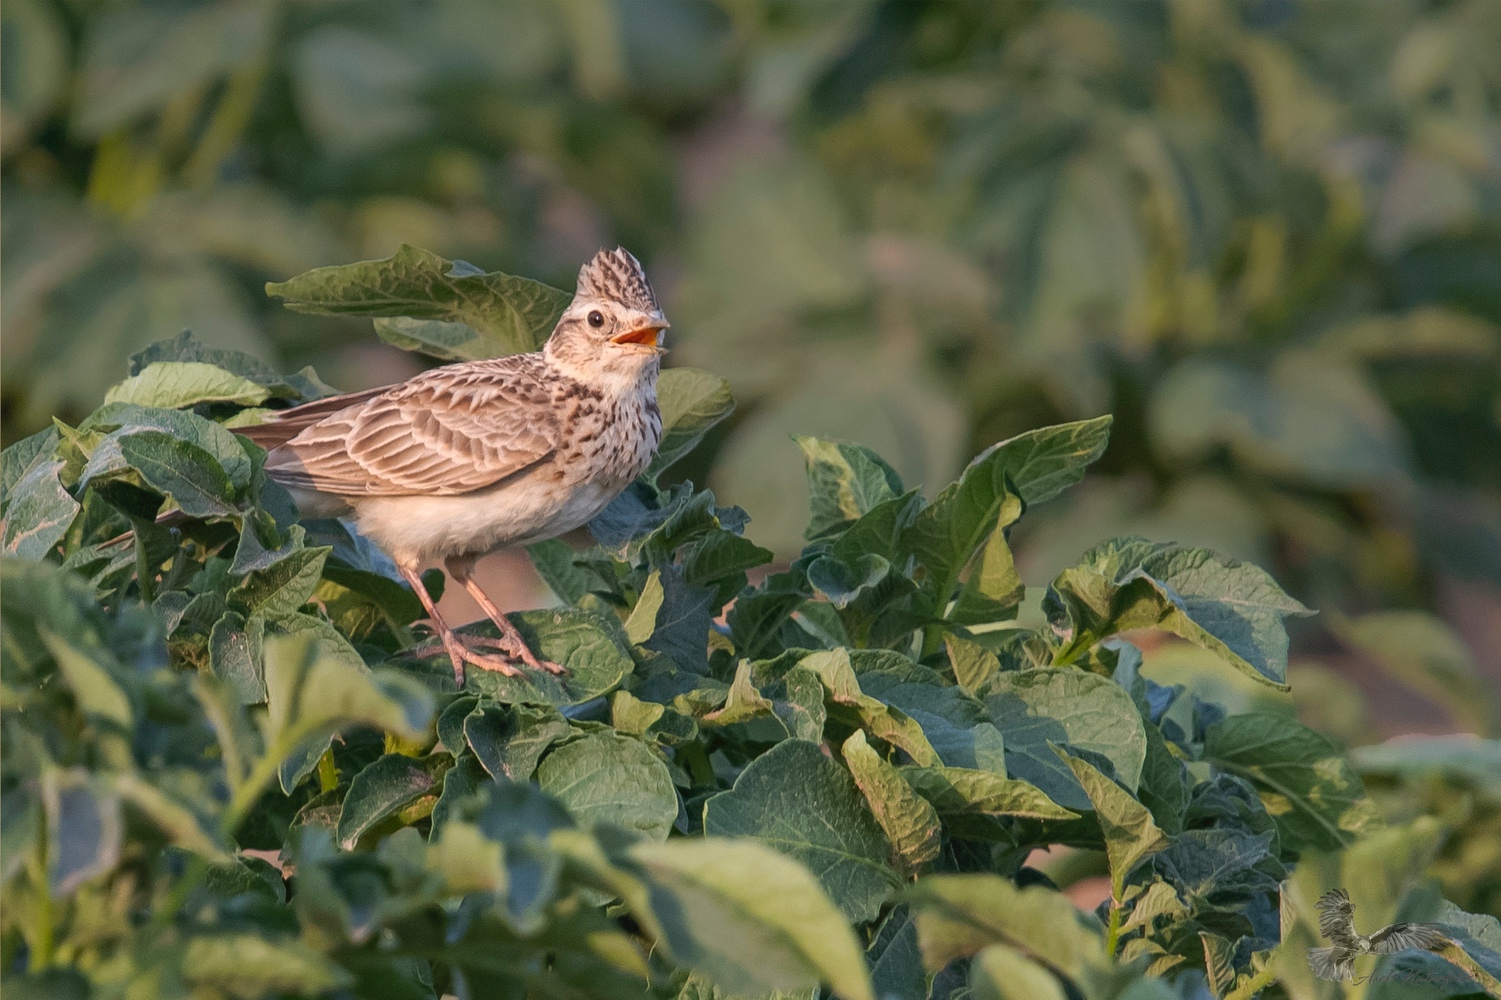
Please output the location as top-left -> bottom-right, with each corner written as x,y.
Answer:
395,563 -> 523,684
445,556 -> 567,675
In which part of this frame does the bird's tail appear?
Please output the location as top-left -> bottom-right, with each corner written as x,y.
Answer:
1308,948 -> 1349,981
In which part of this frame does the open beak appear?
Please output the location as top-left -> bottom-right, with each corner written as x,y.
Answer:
610,322 -> 669,351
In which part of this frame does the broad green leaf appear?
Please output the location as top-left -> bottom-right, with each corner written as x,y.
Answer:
84,402 -> 252,490
1054,747 -> 1169,897
902,874 -> 1105,980
115,430 -> 238,518
798,650 -> 940,766
649,368 -> 736,481
438,608 -> 634,706
337,754 -> 448,849
371,315 -> 499,363
629,837 -> 876,1000
104,361 -> 271,409
946,634 -> 1002,696
1,426 -> 61,516
267,244 -> 569,356
2,459 -> 78,560
183,933 -> 352,996
536,732 -> 678,841
230,546 -> 329,619
983,669 -> 1147,811
842,730 -> 941,875
1204,713 -> 1378,851
867,908 -> 928,1000
795,435 -> 904,540
1044,538 -> 1311,687
703,738 -> 899,923
901,766 -> 1077,839
1137,721 -> 1189,836
465,703 -> 572,782
906,416 -> 1111,602
970,943 -> 1068,1000
526,538 -> 594,605
127,330 -> 326,401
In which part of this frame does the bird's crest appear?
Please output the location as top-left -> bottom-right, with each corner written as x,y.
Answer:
577,247 -> 659,314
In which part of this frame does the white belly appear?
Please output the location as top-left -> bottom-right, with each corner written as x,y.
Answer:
346,475 -> 619,565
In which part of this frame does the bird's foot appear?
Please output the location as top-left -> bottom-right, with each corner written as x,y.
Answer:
464,631 -> 567,676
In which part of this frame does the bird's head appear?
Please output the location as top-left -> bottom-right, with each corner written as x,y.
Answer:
545,247 -> 668,388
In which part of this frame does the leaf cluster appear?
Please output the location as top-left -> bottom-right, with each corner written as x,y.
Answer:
5,247 -> 1501,1000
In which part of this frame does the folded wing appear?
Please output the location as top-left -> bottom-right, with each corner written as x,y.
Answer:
260,360 -> 560,496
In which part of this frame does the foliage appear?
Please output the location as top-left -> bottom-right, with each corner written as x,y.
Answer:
4,248 -> 1501,999
5,0 -> 1501,625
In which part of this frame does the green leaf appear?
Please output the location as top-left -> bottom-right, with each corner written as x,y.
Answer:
902,874 -> 1105,980
527,539 -> 594,605
982,669 -> 1147,811
1203,713 -> 1378,851
1053,746 -> 1169,898
84,402 -> 253,491
946,634 -> 1002,696
230,545 -> 329,618
797,650 -> 940,766
113,772 -> 231,863
970,943 -> 1068,1000
2,459 -> 79,560
338,754 -> 447,849
1,426 -> 61,516
1044,538 -> 1312,687
649,368 -> 736,481
104,361 -> 271,409
183,933 -> 353,997
267,244 -> 569,357
465,703 -> 572,782
447,608 -> 635,706
628,837 -> 876,1000
115,430 -> 238,518
842,730 -> 942,875
536,732 -> 678,841
128,330 -> 326,402
795,435 -> 904,540
970,415 -> 1115,507
703,739 -> 899,923
901,767 -> 1077,839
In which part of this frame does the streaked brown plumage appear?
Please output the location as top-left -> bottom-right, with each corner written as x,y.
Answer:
242,248 -> 667,685
1308,889 -> 1450,981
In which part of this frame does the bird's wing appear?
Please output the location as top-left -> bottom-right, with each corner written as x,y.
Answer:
236,386 -> 393,452
262,360 -> 560,497
1370,922 -> 1450,954
1316,889 -> 1360,948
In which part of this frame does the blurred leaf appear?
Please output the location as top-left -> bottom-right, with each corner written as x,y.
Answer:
41,767 -> 121,895
183,933 -> 353,997
267,244 -> 569,357
969,943 -> 1068,1000
1330,610 -> 1496,735
628,837 -> 876,1000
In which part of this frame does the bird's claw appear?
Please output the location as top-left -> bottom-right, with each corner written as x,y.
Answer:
461,632 -> 567,676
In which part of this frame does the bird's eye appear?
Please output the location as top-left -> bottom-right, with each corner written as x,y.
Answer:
587,310 -> 605,328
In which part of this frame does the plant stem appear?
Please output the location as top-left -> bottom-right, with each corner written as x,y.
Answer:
1105,897 -> 1122,958
29,810 -> 53,972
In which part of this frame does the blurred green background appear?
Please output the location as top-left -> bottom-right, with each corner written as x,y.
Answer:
5,0 -> 1500,751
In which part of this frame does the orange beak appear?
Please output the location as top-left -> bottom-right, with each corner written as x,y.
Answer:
610,323 -> 668,349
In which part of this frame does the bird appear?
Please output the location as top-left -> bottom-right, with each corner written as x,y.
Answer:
240,247 -> 668,686
1307,889 -> 1449,981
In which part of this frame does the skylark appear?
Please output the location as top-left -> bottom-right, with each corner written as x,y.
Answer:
1308,889 -> 1449,981
242,248 -> 668,685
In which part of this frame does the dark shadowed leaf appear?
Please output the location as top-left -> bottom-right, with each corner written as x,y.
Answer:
338,754 -> 448,849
